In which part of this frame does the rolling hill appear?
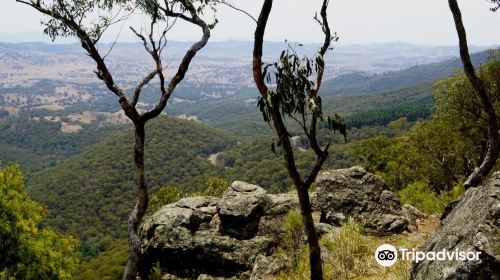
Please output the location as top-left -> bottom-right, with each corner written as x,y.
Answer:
322,48 -> 500,96
0,117 -> 126,172
26,116 -> 234,254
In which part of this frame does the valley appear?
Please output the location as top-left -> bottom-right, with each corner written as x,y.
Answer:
1,38 -> 499,279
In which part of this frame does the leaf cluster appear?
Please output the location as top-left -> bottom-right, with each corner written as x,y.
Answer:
137,0 -> 219,29
35,0 -> 127,41
257,47 -> 345,141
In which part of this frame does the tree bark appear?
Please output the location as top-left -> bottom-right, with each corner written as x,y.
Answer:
253,1 -> 325,279
123,121 -> 148,280
449,0 -> 500,189
297,185 -> 323,280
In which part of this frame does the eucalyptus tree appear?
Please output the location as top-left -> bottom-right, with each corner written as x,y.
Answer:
448,0 -> 499,189
253,1 -> 345,279
16,0 -> 215,279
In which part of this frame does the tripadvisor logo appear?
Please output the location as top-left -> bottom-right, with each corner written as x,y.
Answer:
375,244 -> 398,267
374,244 -> 482,267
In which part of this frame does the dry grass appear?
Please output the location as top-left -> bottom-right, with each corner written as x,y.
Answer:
274,218 -> 438,280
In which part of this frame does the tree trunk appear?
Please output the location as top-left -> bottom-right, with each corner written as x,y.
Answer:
273,111 -> 324,280
123,121 -> 148,280
297,185 -> 323,280
449,0 -> 500,189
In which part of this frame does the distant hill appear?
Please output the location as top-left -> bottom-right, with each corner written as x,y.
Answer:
27,116 -> 234,251
0,118 -> 125,172
322,48 -> 500,96
0,41 -> 495,88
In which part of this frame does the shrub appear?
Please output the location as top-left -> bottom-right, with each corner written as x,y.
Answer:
399,181 -> 445,215
201,177 -> 230,197
275,219 -> 414,280
276,219 -> 374,280
149,186 -> 183,213
438,183 -> 464,206
399,181 -> 465,216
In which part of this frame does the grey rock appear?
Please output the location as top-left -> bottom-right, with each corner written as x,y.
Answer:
410,173 -> 500,280
142,168 -> 414,279
323,211 -> 347,227
143,196 -> 220,235
217,181 -> 272,239
315,222 -> 338,236
316,166 -> 411,235
257,193 -> 299,237
250,254 -> 287,280
264,193 -> 299,216
141,220 -> 273,278
403,204 -> 428,221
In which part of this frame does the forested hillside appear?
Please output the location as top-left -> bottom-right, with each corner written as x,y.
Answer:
19,114 -> 401,258
0,118 -> 126,172
26,116 -> 233,257
169,81 -> 434,136
1,41 -> 498,279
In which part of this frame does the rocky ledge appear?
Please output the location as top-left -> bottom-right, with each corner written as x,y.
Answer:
139,166 -> 415,279
410,172 -> 500,280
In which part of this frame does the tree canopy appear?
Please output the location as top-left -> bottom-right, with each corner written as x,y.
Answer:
0,165 -> 79,280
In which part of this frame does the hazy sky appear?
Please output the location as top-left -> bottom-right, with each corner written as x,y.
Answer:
1,0 -> 499,45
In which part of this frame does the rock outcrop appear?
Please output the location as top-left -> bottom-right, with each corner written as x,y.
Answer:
410,173 -> 500,280
217,181 -> 272,239
140,167 -> 413,279
139,183 -> 286,279
315,166 -> 410,235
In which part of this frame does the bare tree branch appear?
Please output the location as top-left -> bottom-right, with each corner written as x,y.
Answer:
133,70 -> 159,107
142,0 -> 211,121
214,0 -> 257,23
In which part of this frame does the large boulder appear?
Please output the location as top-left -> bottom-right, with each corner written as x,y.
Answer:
410,173 -> 500,280
140,183 -> 283,279
140,168 -> 415,279
217,181 -> 272,239
140,195 -> 275,278
315,166 -> 411,235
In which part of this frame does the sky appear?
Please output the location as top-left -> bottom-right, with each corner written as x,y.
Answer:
1,0 -> 499,45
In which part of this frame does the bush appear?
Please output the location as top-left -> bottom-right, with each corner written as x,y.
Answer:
437,183 -> 465,208
398,181 -> 464,215
202,177 -> 230,197
276,218 -> 374,280
399,182 -> 444,214
149,186 -> 183,213
275,219 -> 413,280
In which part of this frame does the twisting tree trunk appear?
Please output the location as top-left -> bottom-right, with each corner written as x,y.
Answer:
269,100 -> 324,279
123,121 -> 147,280
253,1 -> 339,279
448,0 -> 499,189
17,1 -> 212,279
